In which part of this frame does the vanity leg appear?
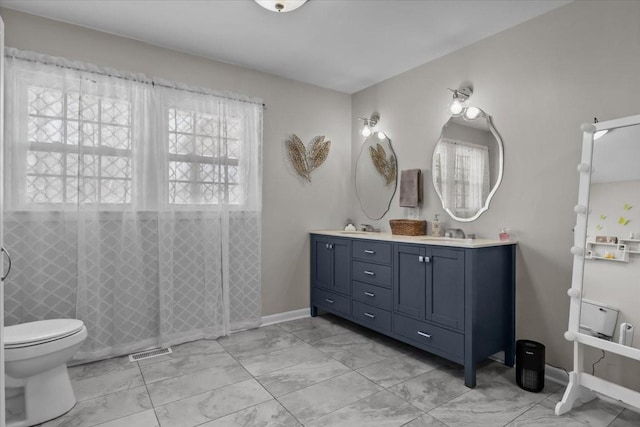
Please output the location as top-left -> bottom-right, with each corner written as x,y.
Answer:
310,305 -> 318,317
464,363 -> 477,388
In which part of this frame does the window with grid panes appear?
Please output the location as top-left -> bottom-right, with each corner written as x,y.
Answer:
26,86 -> 132,205
168,108 -> 242,205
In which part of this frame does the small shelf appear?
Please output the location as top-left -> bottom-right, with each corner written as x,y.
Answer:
585,241 -> 630,263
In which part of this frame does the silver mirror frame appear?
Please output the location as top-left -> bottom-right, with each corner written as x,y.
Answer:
355,133 -> 398,220
432,113 -> 504,222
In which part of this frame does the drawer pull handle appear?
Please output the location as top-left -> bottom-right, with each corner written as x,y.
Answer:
364,270 -> 375,276
417,331 -> 432,339
325,298 -> 334,304
364,312 -> 376,319
363,291 -> 375,297
364,250 -> 375,254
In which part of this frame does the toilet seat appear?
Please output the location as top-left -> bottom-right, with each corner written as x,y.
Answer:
5,319 -> 84,349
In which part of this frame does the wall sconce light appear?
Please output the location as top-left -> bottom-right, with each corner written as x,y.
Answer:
255,0 -> 308,13
358,113 -> 380,138
447,86 -> 486,120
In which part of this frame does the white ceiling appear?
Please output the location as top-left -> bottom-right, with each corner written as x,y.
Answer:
1,0 -> 570,94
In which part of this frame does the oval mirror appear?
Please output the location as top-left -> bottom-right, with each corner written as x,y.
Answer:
432,112 -> 503,222
356,131 -> 398,220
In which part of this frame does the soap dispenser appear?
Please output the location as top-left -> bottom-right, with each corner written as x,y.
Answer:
431,214 -> 442,237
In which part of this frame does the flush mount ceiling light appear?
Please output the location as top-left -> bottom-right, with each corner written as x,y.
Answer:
358,113 -> 379,138
254,0 -> 308,13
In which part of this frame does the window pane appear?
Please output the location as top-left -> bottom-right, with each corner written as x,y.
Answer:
27,151 -> 63,175
28,117 -> 64,144
200,183 -> 219,204
101,179 -> 131,204
28,87 -> 63,117
102,156 -> 131,179
175,110 -> 193,133
226,139 -> 241,159
196,114 -> 216,135
169,161 -> 191,181
80,95 -> 100,122
227,165 -> 239,184
170,181 -> 192,204
101,125 -> 130,150
27,176 -> 64,203
227,184 -> 241,205
196,136 -> 217,157
101,99 -> 131,126
199,164 -> 216,183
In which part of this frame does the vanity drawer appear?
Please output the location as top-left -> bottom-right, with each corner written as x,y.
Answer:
352,261 -> 392,288
393,315 -> 464,361
313,289 -> 350,316
352,240 -> 392,265
352,281 -> 392,311
352,301 -> 391,332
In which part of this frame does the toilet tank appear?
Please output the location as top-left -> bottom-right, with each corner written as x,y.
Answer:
580,299 -> 619,339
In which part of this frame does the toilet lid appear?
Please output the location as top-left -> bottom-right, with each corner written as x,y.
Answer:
5,319 -> 85,348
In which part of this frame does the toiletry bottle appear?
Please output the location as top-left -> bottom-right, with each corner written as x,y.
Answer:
432,214 -> 442,237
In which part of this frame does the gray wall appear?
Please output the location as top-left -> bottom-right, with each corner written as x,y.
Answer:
4,0 -> 640,388
351,0 -> 640,388
0,8 -> 352,318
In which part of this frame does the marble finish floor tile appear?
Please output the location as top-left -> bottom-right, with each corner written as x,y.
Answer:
72,366 -> 144,402
278,371 -> 382,424
277,314 -> 342,333
256,357 -> 351,396
147,356 -> 251,406
138,339 -> 226,366
610,408 -> 640,427
358,353 -> 440,388
506,404 -> 590,426
428,376 -> 557,427
236,341 -> 324,376
42,386 -> 152,427
321,340 -> 405,369
389,367 -> 470,412
218,325 -> 302,357
155,379 -> 272,427
540,387 -> 623,426
199,400 -> 301,427
69,355 -> 133,381
310,329 -> 373,353
94,409 -> 159,427
141,351 -> 239,384
305,390 -> 423,427
402,413 -> 448,426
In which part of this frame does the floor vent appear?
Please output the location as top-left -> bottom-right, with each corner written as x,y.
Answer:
129,347 -> 172,362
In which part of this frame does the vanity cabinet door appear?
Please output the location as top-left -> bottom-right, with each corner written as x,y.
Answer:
430,248 -> 465,331
394,244 -> 429,320
332,239 -> 351,295
311,236 -> 351,296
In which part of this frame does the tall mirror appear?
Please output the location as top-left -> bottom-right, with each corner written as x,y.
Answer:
355,131 -> 397,220
432,112 -> 503,222
581,122 -> 640,349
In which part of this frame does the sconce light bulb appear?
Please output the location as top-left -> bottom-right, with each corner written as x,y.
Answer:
449,99 -> 464,115
361,124 -> 372,138
377,131 -> 387,140
463,106 -> 481,120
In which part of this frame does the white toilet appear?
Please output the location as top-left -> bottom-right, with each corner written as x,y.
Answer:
4,319 -> 87,427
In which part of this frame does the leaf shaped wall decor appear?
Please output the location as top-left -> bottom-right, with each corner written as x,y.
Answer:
369,143 -> 397,185
285,134 -> 332,182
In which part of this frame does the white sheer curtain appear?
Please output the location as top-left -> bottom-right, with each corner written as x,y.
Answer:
3,49 -> 263,361
434,138 -> 489,216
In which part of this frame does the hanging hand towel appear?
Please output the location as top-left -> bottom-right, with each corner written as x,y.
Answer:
399,169 -> 422,207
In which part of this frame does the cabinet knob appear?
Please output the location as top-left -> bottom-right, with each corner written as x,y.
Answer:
418,256 -> 431,263
363,291 -> 375,297
363,270 -> 375,276
325,298 -> 334,304
364,249 -> 375,254
364,312 -> 376,319
417,331 -> 432,339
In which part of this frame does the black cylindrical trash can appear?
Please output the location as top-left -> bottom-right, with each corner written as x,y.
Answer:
516,340 -> 545,392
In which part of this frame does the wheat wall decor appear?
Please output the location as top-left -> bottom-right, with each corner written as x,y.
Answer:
369,143 -> 397,185
285,134 -> 331,182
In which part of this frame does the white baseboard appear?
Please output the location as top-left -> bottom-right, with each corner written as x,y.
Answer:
261,308 -> 309,326
546,364 -> 570,386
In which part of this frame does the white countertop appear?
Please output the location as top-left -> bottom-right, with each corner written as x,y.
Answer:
311,230 -> 516,248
